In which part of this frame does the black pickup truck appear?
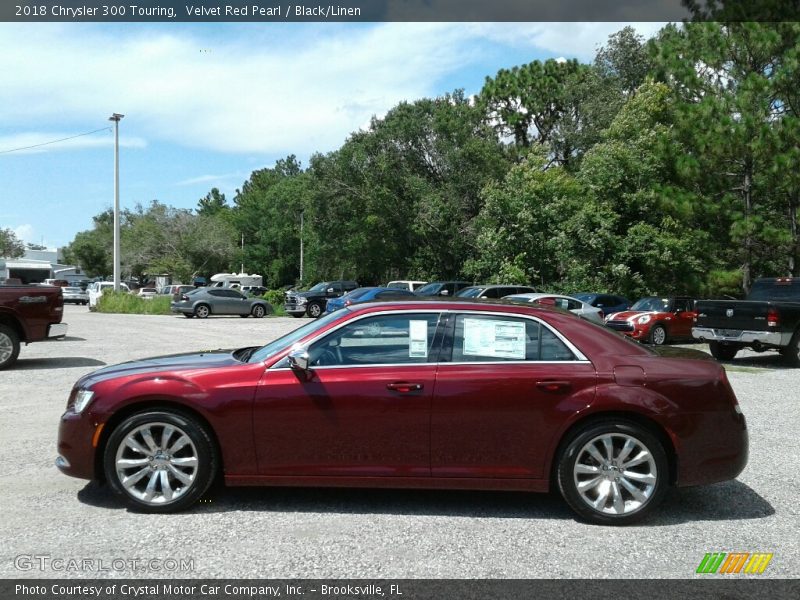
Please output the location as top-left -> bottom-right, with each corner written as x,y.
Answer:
693,277 -> 800,366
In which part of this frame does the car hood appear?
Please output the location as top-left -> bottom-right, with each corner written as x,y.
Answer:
76,349 -> 243,387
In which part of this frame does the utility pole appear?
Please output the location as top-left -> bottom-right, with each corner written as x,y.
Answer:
109,113 -> 124,291
299,209 -> 304,284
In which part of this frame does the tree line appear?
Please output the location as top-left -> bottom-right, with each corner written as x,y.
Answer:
63,19 -> 800,299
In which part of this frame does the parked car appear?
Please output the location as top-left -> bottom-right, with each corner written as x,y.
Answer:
386,280 -> 427,292
572,293 -> 631,318
136,288 -> 158,300
56,298 -> 747,524
414,281 -> 472,297
0,283 -> 67,369
160,285 -> 195,301
192,277 -> 208,287
242,285 -> 268,297
325,287 -> 416,314
62,286 -> 89,305
504,293 -> 604,324
284,280 -> 359,318
87,282 -> 130,310
456,285 -> 536,299
605,296 -> 696,345
693,277 -> 800,365
170,288 -> 272,319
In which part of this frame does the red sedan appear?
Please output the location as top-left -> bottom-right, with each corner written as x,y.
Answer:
56,300 -> 747,525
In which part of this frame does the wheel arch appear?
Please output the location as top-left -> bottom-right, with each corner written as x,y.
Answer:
94,399 -> 223,482
548,410 -> 678,491
0,312 -> 26,342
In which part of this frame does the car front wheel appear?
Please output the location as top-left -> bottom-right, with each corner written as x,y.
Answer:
557,421 -> 668,525
251,304 -> 266,318
649,324 -> 667,345
104,411 -> 217,512
307,302 -> 323,318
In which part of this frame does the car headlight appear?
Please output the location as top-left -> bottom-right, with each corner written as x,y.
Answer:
636,315 -> 651,325
73,389 -> 95,414
298,297 -> 307,304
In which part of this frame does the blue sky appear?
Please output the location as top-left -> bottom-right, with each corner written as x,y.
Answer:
0,22 -> 662,249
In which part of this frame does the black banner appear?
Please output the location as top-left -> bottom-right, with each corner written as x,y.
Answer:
3,579 -> 800,600
4,0 -> 800,23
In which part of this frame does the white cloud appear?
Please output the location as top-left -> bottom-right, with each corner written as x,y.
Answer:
175,173 -> 244,187
13,224 -> 34,243
0,22 -> 664,158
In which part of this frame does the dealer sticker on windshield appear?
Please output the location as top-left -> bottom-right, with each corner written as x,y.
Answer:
463,318 -> 526,359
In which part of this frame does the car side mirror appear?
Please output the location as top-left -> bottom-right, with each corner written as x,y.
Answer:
439,290 -> 449,296
288,348 -> 311,374
327,287 -> 335,293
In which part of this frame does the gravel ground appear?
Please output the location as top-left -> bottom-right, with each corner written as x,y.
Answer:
0,304 -> 797,579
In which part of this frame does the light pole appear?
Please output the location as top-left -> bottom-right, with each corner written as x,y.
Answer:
109,113 -> 124,291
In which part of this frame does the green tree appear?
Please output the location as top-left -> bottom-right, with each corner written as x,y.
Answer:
62,211 -> 113,277
0,228 -> 25,258
197,188 -> 228,216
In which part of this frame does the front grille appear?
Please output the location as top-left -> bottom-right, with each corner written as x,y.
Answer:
606,320 -> 634,332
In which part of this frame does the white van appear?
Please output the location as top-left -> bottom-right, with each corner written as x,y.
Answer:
88,281 -> 130,310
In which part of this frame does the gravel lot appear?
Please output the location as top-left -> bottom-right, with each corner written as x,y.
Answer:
0,304 -> 797,579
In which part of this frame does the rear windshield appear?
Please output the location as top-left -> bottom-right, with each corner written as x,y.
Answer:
456,287 -> 484,298
415,282 -> 442,295
748,280 -> 800,301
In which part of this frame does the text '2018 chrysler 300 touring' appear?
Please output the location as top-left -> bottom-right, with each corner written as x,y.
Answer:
56,300 -> 747,525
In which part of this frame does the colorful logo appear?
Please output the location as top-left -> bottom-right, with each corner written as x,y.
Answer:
697,552 -> 773,574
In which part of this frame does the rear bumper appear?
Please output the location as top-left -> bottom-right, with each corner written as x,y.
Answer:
672,410 -> 748,487
692,327 -> 784,346
47,323 -> 68,338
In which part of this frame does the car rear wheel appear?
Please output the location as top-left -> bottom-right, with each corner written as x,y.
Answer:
780,331 -> 800,367
708,341 -> 738,361
194,304 -> 210,319
557,421 -> 668,525
307,302 -> 323,318
104,411 -> 217,513
183,313 -> 194,319
649,324 -> 667,345
251,304 -> 266,318
0,324 -> 21,370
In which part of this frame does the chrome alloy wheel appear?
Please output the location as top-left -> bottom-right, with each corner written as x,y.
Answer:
651,325 -> 666,345
0,332 -> 13,365
573,433 -> 657,516
114,422 -> 199,505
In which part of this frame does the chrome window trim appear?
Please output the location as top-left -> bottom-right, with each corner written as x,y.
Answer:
268,307 -> 590,369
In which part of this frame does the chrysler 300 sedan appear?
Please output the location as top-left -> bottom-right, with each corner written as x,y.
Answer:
56,300 -> 748,525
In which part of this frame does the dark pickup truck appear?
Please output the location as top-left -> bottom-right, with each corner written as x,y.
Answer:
0,284 -> 68,369
693,277 -> 800,366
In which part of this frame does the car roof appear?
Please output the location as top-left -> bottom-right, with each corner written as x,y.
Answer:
506,293 -> 576,301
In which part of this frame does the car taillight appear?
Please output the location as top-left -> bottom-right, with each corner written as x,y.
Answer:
181,294 -> 189,301
344,300 -> 352,306
767,307 -> 779,327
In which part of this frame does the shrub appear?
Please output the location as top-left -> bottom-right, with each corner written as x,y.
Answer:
96,291 -> 172,315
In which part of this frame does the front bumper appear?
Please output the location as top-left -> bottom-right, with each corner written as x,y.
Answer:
692,327 -> 783,346
47,323 -> 68,338
56,410 -> 100,480
284,303 -> 307,316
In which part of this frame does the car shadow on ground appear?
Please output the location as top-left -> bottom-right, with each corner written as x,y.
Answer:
59,336 -> 87,342
15,357 -> 106,370
721,354 -> 793,371
76,479 -> 773,525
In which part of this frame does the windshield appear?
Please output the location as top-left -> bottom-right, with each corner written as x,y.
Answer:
248,311 -> 342,363
748,280 -> 800,301
306,282 -> 330,293
455,287 -> 483,298
572,293 -> 594,302
415,282 -> 442,295
631,297 -> 669,312
386,282 -> 406,289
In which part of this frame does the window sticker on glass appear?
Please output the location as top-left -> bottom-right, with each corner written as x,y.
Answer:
409,320 -> 429,358
463,318 -> 526,359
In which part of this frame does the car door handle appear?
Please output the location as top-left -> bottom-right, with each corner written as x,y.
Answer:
387,382 -> 424,393
536,380 -> 572,394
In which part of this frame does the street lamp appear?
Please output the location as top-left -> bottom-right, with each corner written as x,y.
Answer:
109,113 -> 124,291
298,209 -> 304,285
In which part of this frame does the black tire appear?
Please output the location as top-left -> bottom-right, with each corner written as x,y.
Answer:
291,313 -> 304,319
557,420 -> 669,525
649,324 -> 667,346
183,313 -> 194,319
194,304 -> 211,319
103,410 -> 217,513
251,304 -> 266,319
709,341 -> 738,361
306,302 -> 323,318
239,314 -> 249,318
780,331 -> 800,367
0,324 -> 21,370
